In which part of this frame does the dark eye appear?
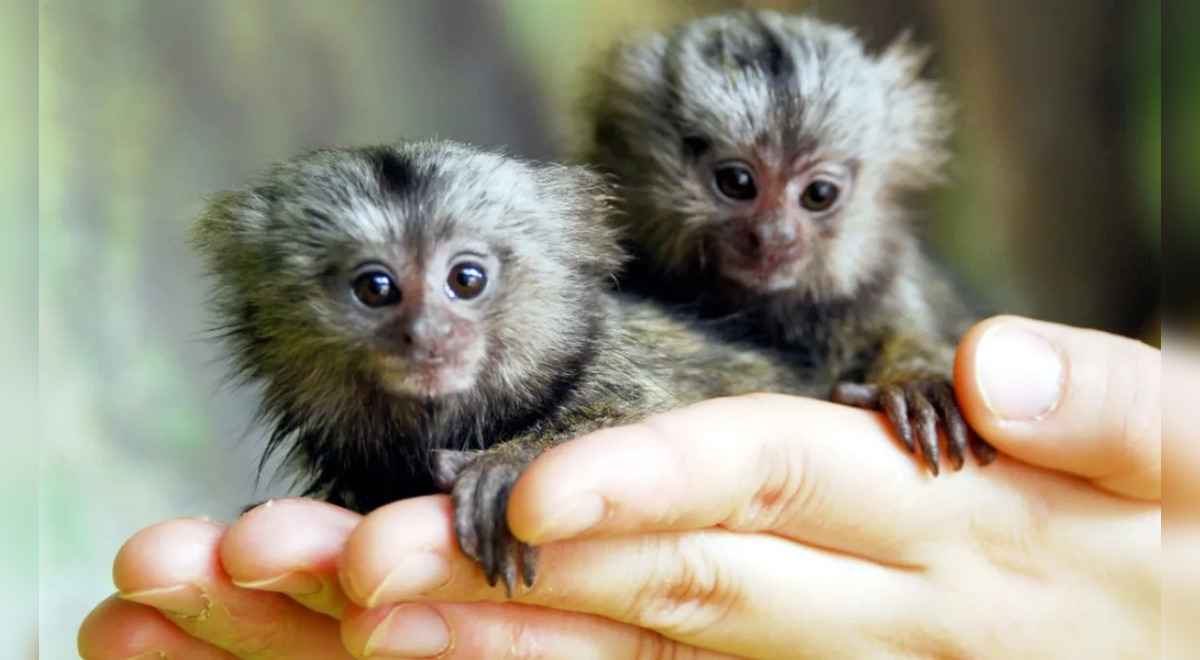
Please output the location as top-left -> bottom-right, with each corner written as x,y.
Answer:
351,270 -> 401,308
801,180 -> 840,212
446,262 -> 487,300
713,165 -> 757,201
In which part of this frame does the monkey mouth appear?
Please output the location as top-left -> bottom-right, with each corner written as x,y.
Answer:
715,246 -> 808,293
376,352 -> 482,398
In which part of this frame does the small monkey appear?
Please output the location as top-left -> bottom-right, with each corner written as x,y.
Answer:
581,10 -> 997,473
192,139 -> 827,596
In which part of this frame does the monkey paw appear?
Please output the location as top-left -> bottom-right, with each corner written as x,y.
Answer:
831,375 -> 997,476
431,448 -> 538,598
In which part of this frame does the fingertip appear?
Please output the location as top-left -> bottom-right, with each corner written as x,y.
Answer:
957,315 -> 1161,497
339,495 -> 457,607
506,433 -> 606,545
960,316 -> 1067,426
506,421 -> 663,545
112,517 -> 226,595
220,497 -> 358,587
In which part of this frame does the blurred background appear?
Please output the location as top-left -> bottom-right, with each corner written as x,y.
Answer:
39,0 -> 1162,654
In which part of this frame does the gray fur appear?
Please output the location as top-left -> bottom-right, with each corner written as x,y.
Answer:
581,10 -> 995,471
191,139 -> 826,591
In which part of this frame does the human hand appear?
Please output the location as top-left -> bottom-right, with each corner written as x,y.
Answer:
334,315 -> 1161,659
78,315 -> 1166,658
77,499 -> 700,659
76,500 -> 359,659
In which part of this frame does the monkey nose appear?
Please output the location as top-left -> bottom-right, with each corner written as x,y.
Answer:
401,316 -> 455,348
733,221 -> 801,259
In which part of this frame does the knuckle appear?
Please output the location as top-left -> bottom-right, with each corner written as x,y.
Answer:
966,489 -> 1053,582
725,438 -> 812,532
625,535 -> 742,638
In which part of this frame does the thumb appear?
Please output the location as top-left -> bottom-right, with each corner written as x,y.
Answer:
954,315 -> 1161,500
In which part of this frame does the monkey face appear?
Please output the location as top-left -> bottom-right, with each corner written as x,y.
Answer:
194,140 -> 623,412
588,10 -> 950,301
690,142 -> 857,293
339,242 -> 500,398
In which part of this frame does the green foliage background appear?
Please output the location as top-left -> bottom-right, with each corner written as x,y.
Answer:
38,0 -> 1160,655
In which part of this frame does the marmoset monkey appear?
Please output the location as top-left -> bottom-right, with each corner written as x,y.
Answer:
581,10 -> 996,473
191,139 -> 829,596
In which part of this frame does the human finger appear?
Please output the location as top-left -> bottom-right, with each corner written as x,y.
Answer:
220,497 -> 360,617
507,394 -> 984,563
112,517 -> 351,659
339,600 -> 739,660
77,595 -> 235,660
955,315 -> 1161,500
340,495 -> 912,659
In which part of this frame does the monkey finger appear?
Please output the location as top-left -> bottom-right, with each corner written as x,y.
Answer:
480,462 -> 518,588
500,539 -> 521,599
909,391 -> 941,476
521,541 -> 539,588
472,469 -> 499,588
510,394 -> 974,564
220,497 -> 360,618
969,429 -> 999,465
112,517 -> 351,658
880,384 -> 914,452
432,449 -> 471,493
931,383 -> 968,471
830,381 -> 880,408
339,600 -> 742,660
451,469 -> 483,564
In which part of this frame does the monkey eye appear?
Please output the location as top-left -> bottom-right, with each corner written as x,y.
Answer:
713,164 -> 757,201
800,179 -> 841,212
351,270 -> 401,308
445,262 -> 488,300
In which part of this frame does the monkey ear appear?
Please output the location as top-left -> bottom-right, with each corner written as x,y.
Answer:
878,29 -> 935,82
188,187 -> 272,281
575,30 -> 670,162
534,162 -> 627,281
875,31 -> 954,189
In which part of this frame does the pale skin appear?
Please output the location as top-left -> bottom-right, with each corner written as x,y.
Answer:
77,315 -> 1168,659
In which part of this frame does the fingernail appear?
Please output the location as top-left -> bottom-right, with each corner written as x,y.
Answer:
975,324 -> 1065,420
360,552 -> 451,607
363,604 -> 451,658
231,571 -> 323,595
529,493 -> 607,544
123,652 -> 166,660
118,585 -> 208,617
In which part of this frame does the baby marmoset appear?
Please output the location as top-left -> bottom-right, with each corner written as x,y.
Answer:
191,139 -> 827,595
581,10 -> 996,473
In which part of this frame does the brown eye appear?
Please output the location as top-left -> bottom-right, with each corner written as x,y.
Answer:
446,262 -> 487,300
713,165 -> 757,201
801,180 -> 840,212
352,270 -> 401,308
